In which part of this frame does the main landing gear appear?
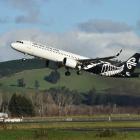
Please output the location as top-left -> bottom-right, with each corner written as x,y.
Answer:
77,70 -> 81,75
65,68 -> 82,76
65,67 -> 71,76
65,71 -> 71,76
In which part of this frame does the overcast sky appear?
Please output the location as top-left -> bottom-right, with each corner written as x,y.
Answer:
0,0 -> 140,61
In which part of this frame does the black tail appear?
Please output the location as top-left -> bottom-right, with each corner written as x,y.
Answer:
121,53 -> 140,77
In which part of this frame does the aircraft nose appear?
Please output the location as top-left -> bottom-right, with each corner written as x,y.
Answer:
11,42 -> 17,49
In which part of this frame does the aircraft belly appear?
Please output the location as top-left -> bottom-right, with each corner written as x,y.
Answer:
20,46 -> 32,55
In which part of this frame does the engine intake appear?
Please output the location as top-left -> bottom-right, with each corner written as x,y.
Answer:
63,58 -> 78,68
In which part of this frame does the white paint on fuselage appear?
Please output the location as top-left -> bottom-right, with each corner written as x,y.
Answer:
11,40 -> 89,62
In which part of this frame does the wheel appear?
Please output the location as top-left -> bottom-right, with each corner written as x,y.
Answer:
22,58 -> 26,62
65,71 -> 71,76
77,71 -> 82,75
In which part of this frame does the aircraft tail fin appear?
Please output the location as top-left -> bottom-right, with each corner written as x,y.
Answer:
121,53 -> 140,76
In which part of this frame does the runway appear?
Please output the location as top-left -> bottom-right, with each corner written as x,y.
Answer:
2,116 -> 140,132
22,116 -> 140,123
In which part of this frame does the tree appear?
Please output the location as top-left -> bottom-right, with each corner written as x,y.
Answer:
8,94 -> 35,117
34,80 -> 40,94
44,71 -> 60,84
17,78 -> 26,87
50,87 -> 74,116
72,91 -> 84,105
0,92 -> 11,113
86,88 -> 97,105
34,80 -> 40,90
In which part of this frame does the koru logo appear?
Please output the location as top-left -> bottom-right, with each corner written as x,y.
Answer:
126,57 -> 136,69
126,72 -> 130,76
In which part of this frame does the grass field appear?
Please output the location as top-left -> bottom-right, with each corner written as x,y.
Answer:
2,121 -> 140,130
1,121 -> 140,140
0,129 -> 140,140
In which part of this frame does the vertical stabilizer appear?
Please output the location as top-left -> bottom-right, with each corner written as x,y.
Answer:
121,53 -> 140,77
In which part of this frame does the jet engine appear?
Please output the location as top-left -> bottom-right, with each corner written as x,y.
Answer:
63,58 -> 78,69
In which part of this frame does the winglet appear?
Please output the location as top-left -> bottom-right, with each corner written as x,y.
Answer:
116,49 -> 122,57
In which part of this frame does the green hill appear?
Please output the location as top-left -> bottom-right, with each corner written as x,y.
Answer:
0,59 -> 140,94
0,59 -> 46,78
0,68 -> 110,92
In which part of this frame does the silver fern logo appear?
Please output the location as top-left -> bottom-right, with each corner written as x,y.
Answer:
127,57 -> 136,69
126,72 -> 130,76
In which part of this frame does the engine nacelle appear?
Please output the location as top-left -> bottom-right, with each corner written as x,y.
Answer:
63,58 -> 78,68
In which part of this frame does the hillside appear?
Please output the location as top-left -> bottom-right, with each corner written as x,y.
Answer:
0,59 -> 46,78
0,68 -> 110,92
0,59 -> 140,94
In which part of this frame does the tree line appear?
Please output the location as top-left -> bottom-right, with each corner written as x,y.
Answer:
1,87 -> 140,117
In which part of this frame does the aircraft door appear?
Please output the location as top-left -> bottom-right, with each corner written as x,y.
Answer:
26,41 -> 32,54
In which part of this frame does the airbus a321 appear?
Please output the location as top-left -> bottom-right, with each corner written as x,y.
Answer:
11,40 -> 140,78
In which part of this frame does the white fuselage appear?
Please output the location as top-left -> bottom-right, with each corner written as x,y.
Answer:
11,40 -> 89,62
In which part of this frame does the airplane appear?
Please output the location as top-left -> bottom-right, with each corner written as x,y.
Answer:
11,40 -> 140,78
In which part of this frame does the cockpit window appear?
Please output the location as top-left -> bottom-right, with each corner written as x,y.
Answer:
16,41 -> 23,44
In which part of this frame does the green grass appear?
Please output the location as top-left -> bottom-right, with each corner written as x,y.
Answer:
1,119 -> 140,140
0,128 -> 140,140
0,129 -> 33,140
0,68 -> 110,92
0,68 -> 140,93
2,121 -> 140,130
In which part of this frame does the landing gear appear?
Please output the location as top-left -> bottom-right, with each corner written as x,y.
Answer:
77,71 -> 82,75
22,53 -> 28,62
77,66 -> 82,75
65,67 -> 71,76
22,58 -> 26,62
65,71 -> 71,76
65,66 -> 82,76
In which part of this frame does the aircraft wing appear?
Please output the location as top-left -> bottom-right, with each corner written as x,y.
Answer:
79,49 -> 122,65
